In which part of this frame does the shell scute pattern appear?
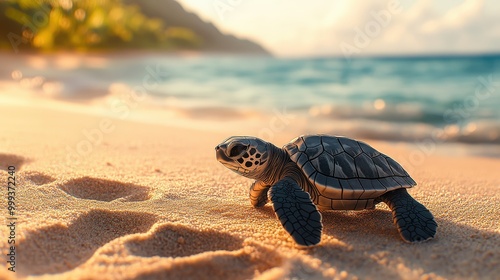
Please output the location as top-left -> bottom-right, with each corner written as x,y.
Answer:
393,176 -> 409,187
337,137 -> 363,158
317,195 -> 332,208
359,179 -> 387,199
386,157 -> 408,177
405,177 -> 417,186
340,180 -> 356,199
297,137 -> 307,151
358,179 -> 373,199
324,177 -> 341,198
371,179 -> 387,193
332,200 -> 344,209
348,178 -> 365,199
354,153 -> 378,178
358,178 -> 380,198
284,135 -> 416,209
285,143 -> 300,158
355,200 -> 367,210
379,177 -> 402,192
309,171 -> 318,182
322,140 -> 344,156
302,162 -> 316,177
357,140 -> 381,157
341,200 -> 357,209
287,145 -> 301,162
313,153 -> 334,176
333,153 -> 357,178
296,153 -> 308,169
304,135 -> 322,147
314,173 -> 328,193
306,145 -> 324,160
284,135 -> 417,205
372,155 -> 394,177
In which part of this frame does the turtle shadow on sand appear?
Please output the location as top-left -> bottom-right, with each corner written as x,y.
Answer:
254,205 -> 277,218
314,210 -> 500,279
250,205 -> 499,279
18,209 -> 158,276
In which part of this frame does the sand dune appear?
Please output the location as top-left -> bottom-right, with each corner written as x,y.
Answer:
0,103 -> 499,280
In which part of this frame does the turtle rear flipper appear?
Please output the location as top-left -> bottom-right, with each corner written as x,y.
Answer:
381,188 -> 437,242
270,178 -> 322,246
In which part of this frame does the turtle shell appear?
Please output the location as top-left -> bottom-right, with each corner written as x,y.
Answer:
284,135 -> 416,210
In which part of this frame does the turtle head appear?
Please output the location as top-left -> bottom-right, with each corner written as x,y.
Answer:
215,136 -> 270,178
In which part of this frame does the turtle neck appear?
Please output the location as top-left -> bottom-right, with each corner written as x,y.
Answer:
257,144 -> 318,201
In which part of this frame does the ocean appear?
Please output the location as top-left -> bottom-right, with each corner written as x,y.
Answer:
2,53 -> 499,148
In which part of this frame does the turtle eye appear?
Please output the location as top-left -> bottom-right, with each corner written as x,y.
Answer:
229,144 -> 247,157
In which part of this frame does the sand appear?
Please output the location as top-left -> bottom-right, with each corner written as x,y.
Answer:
0,100 -> 499,280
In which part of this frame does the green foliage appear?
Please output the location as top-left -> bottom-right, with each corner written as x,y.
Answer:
0,0 -> 202,51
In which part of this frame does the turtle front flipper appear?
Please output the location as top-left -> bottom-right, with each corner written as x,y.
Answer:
250,181 -> 271,207
269,178 -> 322,246
381,188 -> 437,242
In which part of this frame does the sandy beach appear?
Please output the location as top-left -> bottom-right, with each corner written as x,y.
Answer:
1,0 -> 499,278
0,98 -> 498,280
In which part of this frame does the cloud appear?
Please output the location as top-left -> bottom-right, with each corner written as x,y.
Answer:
177,0 -> 500,57
382,0 -> 499,55
420,0 -> 483,33
315,0 -> 500,56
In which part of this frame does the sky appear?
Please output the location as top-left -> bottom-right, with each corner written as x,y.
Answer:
176,0 -> 500,57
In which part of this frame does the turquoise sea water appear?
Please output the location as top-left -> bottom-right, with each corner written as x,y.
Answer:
3,53 -> 500,145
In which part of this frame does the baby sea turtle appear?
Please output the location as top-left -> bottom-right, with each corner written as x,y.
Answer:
215,135 -> 437,246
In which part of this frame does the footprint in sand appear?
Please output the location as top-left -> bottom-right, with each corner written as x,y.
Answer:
18,209 -> 158,275
23,171 -> 57,185
58,176 -> 150,202
125,223 -> 243,258
124,223 -> 283,280
0,153 -> 26,170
